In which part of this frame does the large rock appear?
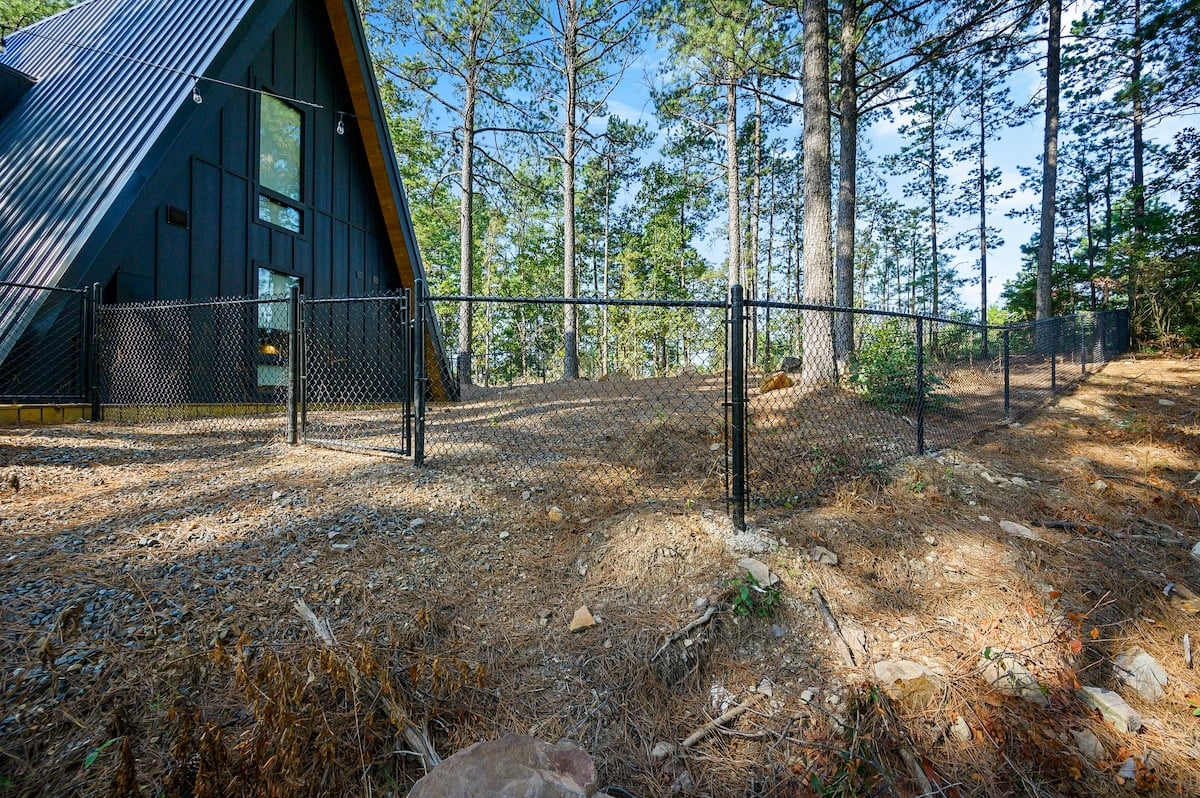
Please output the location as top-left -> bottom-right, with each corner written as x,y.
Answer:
1076,686 -> 1142,733
873,659 -> 945,707
979,650 -> 1049,707
1113,647 -> 1168,702
759,372 -> 793,393
408,734 -> 597,798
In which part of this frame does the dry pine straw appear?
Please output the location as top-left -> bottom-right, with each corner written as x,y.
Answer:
0,356 -> 1197,796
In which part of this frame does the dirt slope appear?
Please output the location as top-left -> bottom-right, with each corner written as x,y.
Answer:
0,356 -> 1197,796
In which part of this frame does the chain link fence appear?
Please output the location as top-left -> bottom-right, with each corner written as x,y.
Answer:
1,279 -> 1129,525
96,295 -> 290,435
0,282 -> 90,405
301,294 -> 414,456
423,295 -> 730,505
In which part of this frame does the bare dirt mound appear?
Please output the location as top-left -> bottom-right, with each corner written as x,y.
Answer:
1,355 -> 1198,796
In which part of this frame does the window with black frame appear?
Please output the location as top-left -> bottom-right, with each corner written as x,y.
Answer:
258,94 -> 304,233
257,267 -> 300,389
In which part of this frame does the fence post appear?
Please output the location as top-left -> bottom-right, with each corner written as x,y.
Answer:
287,284 -> 300,445
1080,315 -> 1088,376
1050,319 -> 1057,393
915,317 -> 925,455
86,283 -> 102,422
413,278 -> 427,467
1002,327 -> 1011,421
729,284 -> 746,532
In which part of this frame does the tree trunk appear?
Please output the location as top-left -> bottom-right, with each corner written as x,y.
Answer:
1129,0 -> 1145,340
562,0 -> 580,379
726,79 -> 741,288
801,0 -> 836,386
1036,0 -> 1061,328
977,71 -> 989,354
750,87 -> 763,364
457,54 -> 479,385
833,0 -> 859,379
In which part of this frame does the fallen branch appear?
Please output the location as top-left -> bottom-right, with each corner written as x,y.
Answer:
652,605 -> 717,662
812,588 -> 857,667
680,692 -> 763,749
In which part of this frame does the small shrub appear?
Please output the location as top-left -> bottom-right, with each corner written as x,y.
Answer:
851,320 -> 954,411
727,574 -> 783,618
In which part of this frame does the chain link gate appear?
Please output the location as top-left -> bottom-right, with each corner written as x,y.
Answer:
299,292 -> 416,457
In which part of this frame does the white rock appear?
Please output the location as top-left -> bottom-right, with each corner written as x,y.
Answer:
1118,757 -> 1137,780
979,650 -> 1049,707
924,535 -> 937,546
998,520 -> 1042,542
1113,647 -> 1168,702
1071,727 -> 1105,761
499,530 -> 510,540
547,506 -> 565,523
809,545 -> 838,566
738,557 -> 779,586
408,517 -> 426,529
1077,685 -> 1142,733
950,716 -> 972,743
330,542 -> 356,553
873,659 -> 945,706
1010,476 -> 1030,488
1093,480 -> 1109,492
650,741 -> 675,760
271,490 -> 283,501
1158,399 -> 1176,406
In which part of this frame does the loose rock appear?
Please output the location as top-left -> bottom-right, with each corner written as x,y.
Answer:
1113,647 -> 1168,702
569,606 -> 595,632
998,520 -> 1042,542
408,734 -> 596,798
759,372 -> 792,393
873,659 -> 945,707
738,557 -> 779,586
1077,685 -> 1142,733
979,650 -> 1048,707
809,546 -> 838,566
950,716 -> 971,743
650,741 -> 675,760
1071,728 -> 1105,761
547,507 -> 565,523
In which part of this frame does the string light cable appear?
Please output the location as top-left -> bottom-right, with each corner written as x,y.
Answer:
1,25 -> 357,128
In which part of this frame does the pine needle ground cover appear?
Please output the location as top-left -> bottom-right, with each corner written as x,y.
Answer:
1,357 -> 1197,796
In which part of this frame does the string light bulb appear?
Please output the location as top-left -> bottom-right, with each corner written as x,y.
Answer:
191,80 -> 202,104
336,112 -> 345,135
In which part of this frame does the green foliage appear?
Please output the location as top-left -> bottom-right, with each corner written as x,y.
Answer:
726,573 -> 782,618
851,320 -> 953,411
1,0 -> 68,30
82,736 -> 122,770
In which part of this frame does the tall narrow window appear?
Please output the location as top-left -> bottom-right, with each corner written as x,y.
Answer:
256,267 -> 300,388
258,94 -> 303,233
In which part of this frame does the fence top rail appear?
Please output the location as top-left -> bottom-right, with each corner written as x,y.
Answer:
0,280 -> 87,295
747,298 -> 988,328
428,294 -> 728,310
100,295 -> 288,311
304,292 -> 411,305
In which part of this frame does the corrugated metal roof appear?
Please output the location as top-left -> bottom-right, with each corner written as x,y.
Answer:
0,0 -> 255,362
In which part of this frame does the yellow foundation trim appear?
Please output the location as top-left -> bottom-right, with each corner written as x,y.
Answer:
0,405 -> 91,426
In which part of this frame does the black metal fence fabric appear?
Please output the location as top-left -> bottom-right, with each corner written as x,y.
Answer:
425,294 -> 1129,517
0,282 -> 89,403
0,279 -> 1129,525
95,295 -> 290,433
422,295 -> 730,504
301,294 -> 414,455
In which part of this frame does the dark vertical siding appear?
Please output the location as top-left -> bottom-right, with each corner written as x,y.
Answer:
85,0 -> 399,304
